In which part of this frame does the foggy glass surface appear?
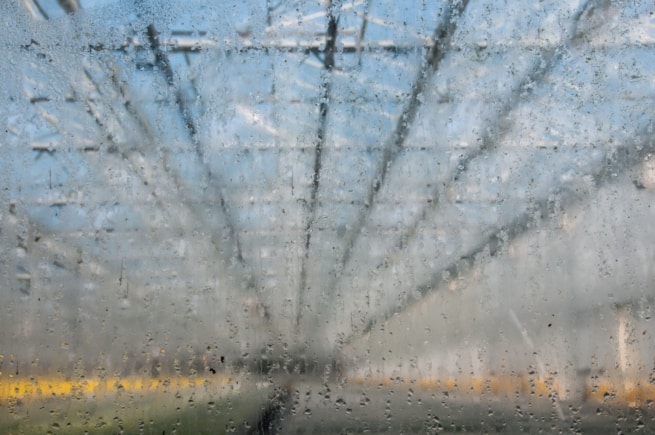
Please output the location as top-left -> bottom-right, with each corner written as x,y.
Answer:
1,0 -> 654,433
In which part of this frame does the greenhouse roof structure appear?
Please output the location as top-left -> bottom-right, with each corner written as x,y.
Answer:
1,0 -> 655,432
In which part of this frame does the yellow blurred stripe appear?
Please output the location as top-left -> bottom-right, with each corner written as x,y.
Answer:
349,375 -> 557,397
0,374 -> 233,401
348,375 -> 655,407
2,373 -> 654,408
585,381 -> 655,407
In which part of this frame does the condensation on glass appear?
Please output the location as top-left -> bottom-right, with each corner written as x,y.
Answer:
1,0 -> 654,433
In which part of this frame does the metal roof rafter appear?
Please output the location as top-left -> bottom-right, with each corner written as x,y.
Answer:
295,0 -> 341,331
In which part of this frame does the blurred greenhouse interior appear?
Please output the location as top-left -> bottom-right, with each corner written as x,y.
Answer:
1,0 -> 655,433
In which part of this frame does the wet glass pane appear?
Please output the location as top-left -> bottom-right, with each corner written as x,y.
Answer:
1,0 -> 654,433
